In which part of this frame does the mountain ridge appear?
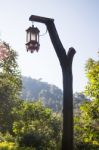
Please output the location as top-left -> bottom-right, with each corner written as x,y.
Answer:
21,76 -> 90,111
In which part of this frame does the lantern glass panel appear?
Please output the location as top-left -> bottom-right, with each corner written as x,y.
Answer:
31,32 -> 36,41
27,32 -> 30,43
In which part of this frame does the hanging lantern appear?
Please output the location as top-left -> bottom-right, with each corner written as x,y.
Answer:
26,25 -> 40,53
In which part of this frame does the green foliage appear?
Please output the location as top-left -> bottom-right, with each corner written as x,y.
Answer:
85,58 -> 99,100
13,101 -> 62,149
0,141 -> 15,150
0,132 -> 5,142
74,54 -> 99,150
15,147 -> 35,150
0,41 -> 22,133
0,141 -> 35,150
74,142 -> 99,150
3,132 -> 14,143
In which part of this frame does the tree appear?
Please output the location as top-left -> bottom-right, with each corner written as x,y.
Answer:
0,41 -> 22,133
74,55 -> 99,149
85,58 -> 99,100
13,100 -> 62,149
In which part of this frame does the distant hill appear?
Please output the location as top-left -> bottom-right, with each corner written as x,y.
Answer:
21,76 -> 63,111
21,76 -> 90,112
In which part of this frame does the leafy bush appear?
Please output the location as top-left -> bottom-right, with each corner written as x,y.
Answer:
15,147 -> 35,150
17,132 -> 59,149
18,133 -> 42,148
0,142 -> 15,150
13,101 -> 62,149
3,132 -> 14,142
74,142 -> 99,150
0,133 -> 5,142
0,141 -> 35,150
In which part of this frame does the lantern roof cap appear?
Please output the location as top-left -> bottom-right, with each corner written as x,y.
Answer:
26,26 -> 40,33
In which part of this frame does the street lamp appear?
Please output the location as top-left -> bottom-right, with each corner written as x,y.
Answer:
26,15 -> 76,150
26,25 -> 40,53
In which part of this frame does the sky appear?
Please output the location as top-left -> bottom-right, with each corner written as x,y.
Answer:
0,0 -> 99,93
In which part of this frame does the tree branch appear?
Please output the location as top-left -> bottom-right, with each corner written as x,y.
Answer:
67,47 -> 76,66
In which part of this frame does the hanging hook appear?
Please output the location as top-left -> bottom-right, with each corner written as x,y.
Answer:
40,27 -> 47,36
32,21 -> 34,27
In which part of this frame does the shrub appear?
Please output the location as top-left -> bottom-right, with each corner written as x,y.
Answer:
0,142 -> 15,150
4,132 -> 14,142
0,133 -> 4,142
18,133 -> 42,148
74,142 -> 99,150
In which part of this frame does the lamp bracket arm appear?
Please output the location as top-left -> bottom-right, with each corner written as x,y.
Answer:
29,15 -> 67,66
45,20 -> 67,62
29,15 -> 76,67
29,15 -> 54,24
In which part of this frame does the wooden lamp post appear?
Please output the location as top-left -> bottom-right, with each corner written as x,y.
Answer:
26,15 -> 76,150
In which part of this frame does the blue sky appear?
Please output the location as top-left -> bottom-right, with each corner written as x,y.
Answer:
0,0 -> 99,92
